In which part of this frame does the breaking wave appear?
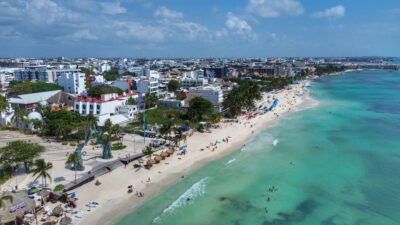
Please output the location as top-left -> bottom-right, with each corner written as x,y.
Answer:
152,177 -> 209,223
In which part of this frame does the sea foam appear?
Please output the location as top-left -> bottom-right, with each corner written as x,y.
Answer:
272,139 -> 279,147
226,158 -> 236,165
152,177 -> 209,223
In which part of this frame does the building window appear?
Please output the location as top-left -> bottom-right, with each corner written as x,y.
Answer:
75,104 -> 79,109
89,105 -> 93,110
82,105 -> 86,109
97,105 -> 100,109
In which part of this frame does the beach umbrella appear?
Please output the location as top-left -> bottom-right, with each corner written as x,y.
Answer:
60,216 -> 72,225
154,156 -> 162,163
160,152 -> 168,159
52,205 -> 64,217
146,159 -> 155,166
166,149 -> 174,155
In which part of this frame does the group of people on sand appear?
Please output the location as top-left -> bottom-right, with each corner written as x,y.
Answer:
265,186 -> 279,214
206,136 -> 232,152
127,185 -> 144,197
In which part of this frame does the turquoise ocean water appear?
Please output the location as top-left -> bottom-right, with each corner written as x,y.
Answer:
115,70 -> 400,225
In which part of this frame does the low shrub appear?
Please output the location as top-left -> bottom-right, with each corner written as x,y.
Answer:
53,184 -> 65,192
111,142 -> 126,151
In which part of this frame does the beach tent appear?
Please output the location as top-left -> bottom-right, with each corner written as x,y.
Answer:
180,126 -> 190,131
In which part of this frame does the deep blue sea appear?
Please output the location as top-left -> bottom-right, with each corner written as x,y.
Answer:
115,70 -> 400,225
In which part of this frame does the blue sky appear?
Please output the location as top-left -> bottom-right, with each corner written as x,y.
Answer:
0,0 -> 399,57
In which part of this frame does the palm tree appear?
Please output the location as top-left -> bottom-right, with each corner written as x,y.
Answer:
173,128 -> 185,149
144,93 -> 159,108
11,106 -> 27,129
30,119 -> 43,133
86,113 -> 98,128
160,123 -> 172,146
211,113 -> 223,124
0,194 -> 13,209
0,95 -> 9,119
66,153 -> 79,184
34,104 -> 44,115
30,159 -> 53,192
143,145 -> 153,159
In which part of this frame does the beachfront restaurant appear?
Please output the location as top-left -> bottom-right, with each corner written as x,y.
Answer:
0,192 -> 36,225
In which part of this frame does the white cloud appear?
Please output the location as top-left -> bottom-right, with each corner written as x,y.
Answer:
154,6 -> 184,20
67,30 -> 98,41
312,5 -> 346,18
100,1 -> 126,15
226,13 -> 256,39
246,0 -> 304,18
173,22 -> 209,40
114,21 -> 165,42
216,28 -> 228,38
0,0 -> 213,45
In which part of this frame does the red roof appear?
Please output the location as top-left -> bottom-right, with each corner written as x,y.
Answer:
77,92 -> 138,103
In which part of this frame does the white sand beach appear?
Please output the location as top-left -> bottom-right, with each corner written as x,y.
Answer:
0,80 -> 317,225
71,80 -> 317,225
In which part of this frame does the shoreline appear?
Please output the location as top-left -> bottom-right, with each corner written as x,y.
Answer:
69,80 -> 318,225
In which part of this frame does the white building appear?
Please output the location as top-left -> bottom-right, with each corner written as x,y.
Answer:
189,86 -> 223,103
57,72 -> 86,95
183,69 -> 204,79
136,78 -> 159,95
0,72 -> 12,88
14,66 -> 81,83
89,75 -> 105,87
98,64 -> 111,73
116,105 -> 138,119
144,69 -> 160,80
181,77 -> 208,88
74,92 -> 138,117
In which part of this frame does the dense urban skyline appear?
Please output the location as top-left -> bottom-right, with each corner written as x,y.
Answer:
0,0 -> 399,57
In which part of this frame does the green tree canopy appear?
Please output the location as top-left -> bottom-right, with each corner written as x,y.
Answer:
167,80 -> 181,92
104,67 -> 119,81
101,119 -> 121,142
80,67 -> 95,76
8,81 -> 63,96
223,80 -> 261,118
87,84 -> 123,98
187,97 -> 214,121
127,97 -> 138,105
43,109 -> 83,139
0,141 -> 44,172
